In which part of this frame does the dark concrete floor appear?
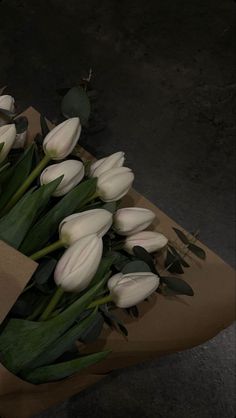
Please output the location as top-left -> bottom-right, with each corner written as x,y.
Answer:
0,0 -> 235,417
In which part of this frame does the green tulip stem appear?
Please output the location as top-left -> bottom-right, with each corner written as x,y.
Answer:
40,286 -> 64,321
27,296 -> 51,321
3,154 -> 51,213
88,294 -> 113,309
30,239 -> 64,261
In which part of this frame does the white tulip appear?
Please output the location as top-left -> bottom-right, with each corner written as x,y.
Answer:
0,95 -> 15,112
59,209 -> 113,246
108,272 -> 159,308
54,234 -> 103,292
97,166 -> 134,202
0,124 -> 16,163
114,207 -> 155,236
90,151 -> 125,177
0,95 -> 15,126
124,230 -> 168,254
40,160 -> 84,197
43,117 -> 81,160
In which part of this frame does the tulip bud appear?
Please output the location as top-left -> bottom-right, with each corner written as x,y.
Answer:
97,167 -> 134,202
90,151 -> 125,178
54,234 -> 103,292
0,95 -> 15,125
40,160 -> 84,196
114,207 -> 155,236
0,124 -> 16,163
108,272 -> 159,308
124,230 -> 168,254
59,209 -> 113,246
43,117 -> 81,160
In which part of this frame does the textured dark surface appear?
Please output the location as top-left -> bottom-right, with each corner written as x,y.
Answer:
0,0 -> 235,417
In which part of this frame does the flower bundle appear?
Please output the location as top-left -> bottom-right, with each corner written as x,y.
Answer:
0,92 -> 203,385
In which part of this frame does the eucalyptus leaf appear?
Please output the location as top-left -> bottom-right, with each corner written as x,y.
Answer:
101,307 -> 128,337
0,276 -> 108,374
172,227 -> 189,245
133,246 -> 157,274
122,260 -> 151,274
161,276 -> 194,296
40,115 -> 50,138
111,251 -> 130,271
61,86 -> 91,125
79,312 -> 104,343
165,249 -> 184,274
188,243 -> 206,260
126,305 -> 139,318
102,201 -> 118,214
14,116 -> 28,134
20,178 -> 97,255
0,144 -> 36,212
23,350 -> 110,384
168,244 -> 190,268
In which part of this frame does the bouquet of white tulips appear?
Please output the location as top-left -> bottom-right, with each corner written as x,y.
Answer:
0,91 -> 204,386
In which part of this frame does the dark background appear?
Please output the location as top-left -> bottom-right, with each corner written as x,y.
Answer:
0,1 -> 235,417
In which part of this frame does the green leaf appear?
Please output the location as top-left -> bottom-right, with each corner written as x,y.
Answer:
23,350 -> 110,384
102,201 -> 118,214
168,244 -> 190,268
79,311 -> 104,344
61,86 -> 91,126
122,260 -> 151,274
165,249 -> 184,274
0,277 -> 107,374
0,144 -> 36,212
111,251 -> 130,271
32,309 -> 98,368
40,115 -> 50,138
172,227 -> 189,245
0,142 -> 4,153
0,177 -> 62,249
0,162 -> 10,176
33,258 -> 57,286
188,243 -> 206,260
0,108 -> 15,120
20,178 -> 97,255
101,307 -> 128,337
126,305 -> 139,318
0,189 -> 39,248
161,276 -> 194,296
14,116 -> 28,134
89,255 -> 115,288
133,246 -> 157,274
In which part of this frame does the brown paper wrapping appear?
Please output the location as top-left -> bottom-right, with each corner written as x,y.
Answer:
0,108 -> 235,418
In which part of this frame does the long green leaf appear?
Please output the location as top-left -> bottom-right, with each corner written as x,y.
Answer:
0,144 -> 36,211
89,255 -> 115,287
31,309 -> 98,369
20,178 -> 97,255
0,276 -> 107,374
23,350 -> 110,384
0,177 -> 62,249
0,142 -> 4,153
